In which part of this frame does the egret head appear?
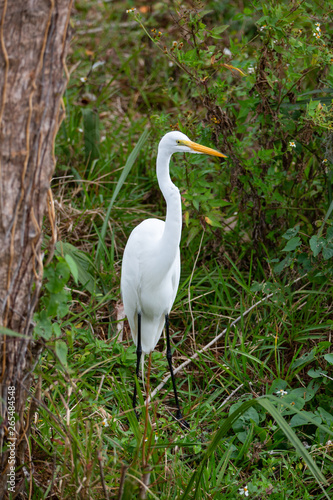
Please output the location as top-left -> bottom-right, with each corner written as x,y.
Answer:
158,131 -> 227,158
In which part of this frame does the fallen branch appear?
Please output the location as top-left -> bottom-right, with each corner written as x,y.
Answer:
148,274 -> 307,403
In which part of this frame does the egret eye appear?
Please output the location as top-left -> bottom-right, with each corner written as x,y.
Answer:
176,140 -> 181,144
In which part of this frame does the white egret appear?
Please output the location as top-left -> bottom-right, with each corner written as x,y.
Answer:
121,131 -> 226,428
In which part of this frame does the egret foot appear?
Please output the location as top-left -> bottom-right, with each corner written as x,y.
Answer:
175,409 -> 190,430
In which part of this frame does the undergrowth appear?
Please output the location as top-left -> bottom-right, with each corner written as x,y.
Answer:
20,0 -> 333,499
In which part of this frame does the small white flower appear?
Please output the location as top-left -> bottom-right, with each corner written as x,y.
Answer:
260,25 -> 267,31
322,159 -> 328,163
326,440 -> 332,446
289,141 -> 296,148
248,65 -> 255,74
101,418 -> 109,427
223,47 -> 232,57
276,389 -> 288,396
80,76 -> 87,83
126,8 -> 136,14
239,485 -> 249,496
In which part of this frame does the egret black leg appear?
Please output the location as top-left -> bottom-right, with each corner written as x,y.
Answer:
165,314 -> 190,430
132,312 -> 142,418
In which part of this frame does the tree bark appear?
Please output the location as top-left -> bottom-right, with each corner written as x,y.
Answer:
0,0 -> 72,495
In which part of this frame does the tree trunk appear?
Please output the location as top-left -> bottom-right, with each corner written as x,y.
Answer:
0,0 -> 72,495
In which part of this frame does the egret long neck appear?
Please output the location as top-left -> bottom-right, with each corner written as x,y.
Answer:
156,150 -> 182,261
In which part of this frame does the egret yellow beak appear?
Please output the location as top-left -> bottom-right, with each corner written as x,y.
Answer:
180,140 -> 227,158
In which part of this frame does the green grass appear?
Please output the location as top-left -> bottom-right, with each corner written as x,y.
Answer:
25,0 -> 333,498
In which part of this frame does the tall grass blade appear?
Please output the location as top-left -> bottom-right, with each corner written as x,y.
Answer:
0,326 -> 27,338
82,108 -> 100,169
96,128 -> 150,262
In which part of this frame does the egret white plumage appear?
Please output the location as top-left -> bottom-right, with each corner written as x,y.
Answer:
121,131 -> 226,427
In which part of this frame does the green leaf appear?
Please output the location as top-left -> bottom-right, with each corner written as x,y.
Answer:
326,226 -> 333,241
47,289 -> 71,318
317,407 -> 333,425
196,9 -> 213,20
34,311 -> 53,340
186,225 -> 201,246
282,225 -> 300,240
250,281 -> 280,294
318,341 -> 332,351
229,402 -> 259,432
45,261 -> 70,294
65,254 -> 79,284
269,379 -> 288,395
291,349 -> 315,370
56,241 -> 99,294
53,323 -> 62,338
210,25 -> 229,38
289,386 -> 317,403
309,235 -> 325,257
277,395 -> 305,416
324,353 -> 333,364
308,368 -> 326,378
55,340 -> 68,367
250,281 -> 262,292
290,410 -> 322,428
322,243 -> 333,260
273,255 -> 293,273
205,213 -> 222,228
282,237 -> 301,252
55,296 -> 71,318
